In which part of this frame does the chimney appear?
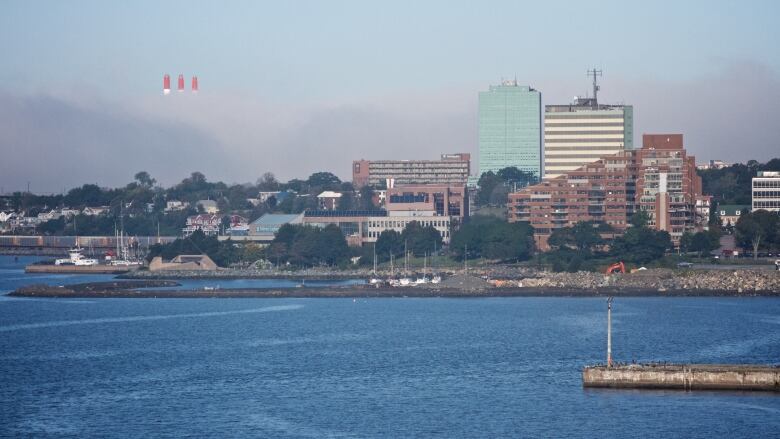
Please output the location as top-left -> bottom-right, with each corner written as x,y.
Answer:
163,74 -> 171,95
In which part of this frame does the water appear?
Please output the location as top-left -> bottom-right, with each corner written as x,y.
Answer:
1,257 -> 780,437
0,255 -> 364,293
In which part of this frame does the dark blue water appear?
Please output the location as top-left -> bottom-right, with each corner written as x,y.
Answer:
1,258 -> 780,437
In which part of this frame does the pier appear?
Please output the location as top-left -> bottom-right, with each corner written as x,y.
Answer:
583,364 -> 780,391
582,297 -> 780,392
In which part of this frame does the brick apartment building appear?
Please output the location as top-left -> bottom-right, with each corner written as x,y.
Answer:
385,184 -> 468,220
508,134 -> 703,249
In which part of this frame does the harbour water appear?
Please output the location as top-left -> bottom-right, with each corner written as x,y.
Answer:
1,256 -> 780,436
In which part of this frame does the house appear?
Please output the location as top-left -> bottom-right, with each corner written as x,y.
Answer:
165,200 -> 189,212
718,205 -> 750,228
196,199 -> 219,214
60,208 -> 80,218
82,206 -> 110,216
37,210 -> 62,221
182,214 -> 223,236
317,191 -> 342,210
149,254 -> 218,271
0,211 -> 17,223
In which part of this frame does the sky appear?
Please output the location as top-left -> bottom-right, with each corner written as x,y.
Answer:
1,0 -> 779,192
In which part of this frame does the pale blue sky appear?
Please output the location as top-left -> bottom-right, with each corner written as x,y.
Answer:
2,0 -> 778,100
1,1 -> 779,191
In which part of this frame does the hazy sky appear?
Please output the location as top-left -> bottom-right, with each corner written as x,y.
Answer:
1,0 -> 779,192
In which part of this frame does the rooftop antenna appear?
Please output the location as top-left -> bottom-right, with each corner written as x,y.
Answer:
587,68 -> 602,109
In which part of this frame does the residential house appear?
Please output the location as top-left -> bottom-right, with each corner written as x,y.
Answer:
718,205 -> 750,228
183,214 -> 223,236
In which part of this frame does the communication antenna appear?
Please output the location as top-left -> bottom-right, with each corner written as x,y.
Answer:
587,68 -> 602,108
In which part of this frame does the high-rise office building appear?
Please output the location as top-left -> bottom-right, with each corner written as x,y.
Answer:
478,80 -> 542,179
752,171 -> 780,212
544,100 -> 633,179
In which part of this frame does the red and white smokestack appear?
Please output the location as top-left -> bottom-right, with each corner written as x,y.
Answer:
163,74 -> 171,95
177,74 -> 185,92
191,75 -> 198,93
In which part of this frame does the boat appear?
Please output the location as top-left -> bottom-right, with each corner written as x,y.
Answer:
54,247 -> 99,266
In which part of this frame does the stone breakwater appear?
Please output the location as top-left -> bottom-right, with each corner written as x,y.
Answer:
516,269 -> 780,293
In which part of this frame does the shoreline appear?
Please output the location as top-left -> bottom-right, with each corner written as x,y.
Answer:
8,283 -> 780,299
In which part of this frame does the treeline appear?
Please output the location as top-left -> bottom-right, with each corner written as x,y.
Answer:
699,158 -> 780,205
10,169 -> 381,236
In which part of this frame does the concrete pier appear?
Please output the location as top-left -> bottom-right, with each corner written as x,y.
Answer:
25,264 -> 138,274
583,364 -> 780,391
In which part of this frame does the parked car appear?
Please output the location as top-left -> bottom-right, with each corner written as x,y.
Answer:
677,262 -> 694,268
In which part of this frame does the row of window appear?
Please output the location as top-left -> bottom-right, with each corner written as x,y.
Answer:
752,180 -> 780,188
367,220 -> 449,228
752,191 -> 780,197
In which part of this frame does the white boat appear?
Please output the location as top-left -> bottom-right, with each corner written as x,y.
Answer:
399,278 -> 412,286
431,276 -> 442,284
414,277 -> 429,285
55,247 -> 99,266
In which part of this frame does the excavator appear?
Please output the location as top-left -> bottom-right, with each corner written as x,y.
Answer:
605,261 -> 626,275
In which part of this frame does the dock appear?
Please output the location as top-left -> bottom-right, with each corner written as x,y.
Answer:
25,264 -> 139,274
583,297 -> 779,392
583,364 -> 780,391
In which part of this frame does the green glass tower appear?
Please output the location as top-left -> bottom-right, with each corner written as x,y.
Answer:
478,81 -> 542,179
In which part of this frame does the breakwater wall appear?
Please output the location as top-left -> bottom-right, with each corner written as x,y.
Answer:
583,364 -> 780,391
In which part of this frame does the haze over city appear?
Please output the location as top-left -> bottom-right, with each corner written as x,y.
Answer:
1,0 -> 779,192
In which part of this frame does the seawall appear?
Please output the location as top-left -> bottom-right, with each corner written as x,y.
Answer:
24,264 -> 138,274
583,364 -> 780,391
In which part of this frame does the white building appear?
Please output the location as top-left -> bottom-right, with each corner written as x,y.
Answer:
165,200 -> 189,212
544,98 -> 633,179
752,171 -> 780,212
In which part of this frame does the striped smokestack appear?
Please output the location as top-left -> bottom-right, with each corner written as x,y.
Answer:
177,74 -> 185,92
191,75 -> 198,93
163,74 -> 171,95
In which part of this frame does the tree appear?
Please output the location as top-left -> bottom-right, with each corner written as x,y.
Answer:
497,167 -> 538,188
401,221 -> 443,257
630,211 -> 650,228
338,192 -> 354,210
375,229 -> 404,260
450,216 -> 535,262
257,172 -> 280,191
476,171 -> 503,206
735,210 -> 779,258
547,222 -> 603,253
307,172 -> 341,190
609,227 -> 672,264
134,171 -> 156,188
358,186 -> 376,210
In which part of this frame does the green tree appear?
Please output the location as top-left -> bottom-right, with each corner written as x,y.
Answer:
609,227 -> 672,264
358,186 -> 376,210
376,229 -> 404,260
401,221 -> 443,257
134,171 -> 156,188
450,216 -> 535,262
735,210 -> 780,258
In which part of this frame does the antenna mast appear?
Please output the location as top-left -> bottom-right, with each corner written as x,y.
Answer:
587,68 -> 602,108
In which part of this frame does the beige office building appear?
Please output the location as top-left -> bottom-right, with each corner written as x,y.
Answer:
544,98 -> 633,179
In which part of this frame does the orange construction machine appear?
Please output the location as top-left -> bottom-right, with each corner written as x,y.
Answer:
605,262 -> 626,275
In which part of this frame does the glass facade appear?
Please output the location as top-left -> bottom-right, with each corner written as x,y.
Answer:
478,82 -> 542,178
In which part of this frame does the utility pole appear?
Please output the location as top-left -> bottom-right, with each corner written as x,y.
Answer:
464,244 -> 468,275
372,244 -> 377,276
587,68 -> 602,108
607,296 -> 613,368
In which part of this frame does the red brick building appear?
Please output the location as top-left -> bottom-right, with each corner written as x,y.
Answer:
508,134 -> 703,249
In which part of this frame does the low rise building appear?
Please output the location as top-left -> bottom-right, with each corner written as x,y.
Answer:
317,191 -> 342,210
385,184 -> 468,221
149,254 -> 218,271
302,210 -> 452,247
246,213 -> 304,243
352,153 -> 471,188
752,171 -> 780,212
82,206 -> 110,216
165,200 -> 189,212
718,205 -> 750,227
